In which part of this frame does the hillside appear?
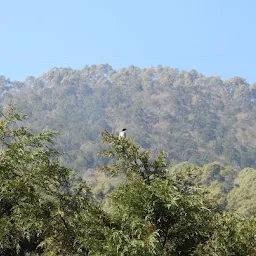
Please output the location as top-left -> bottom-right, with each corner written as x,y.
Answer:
0,64 -> 256,175
2,111 -> 256,255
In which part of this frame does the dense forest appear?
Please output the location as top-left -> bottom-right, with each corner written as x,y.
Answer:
1,65 -> 256,254
0,64 -> 256,176
1,107 -> 256,255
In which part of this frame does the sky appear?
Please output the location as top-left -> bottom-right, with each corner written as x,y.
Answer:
0,0 -> 256,83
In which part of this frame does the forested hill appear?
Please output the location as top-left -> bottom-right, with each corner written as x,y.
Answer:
0,64 -> 256,174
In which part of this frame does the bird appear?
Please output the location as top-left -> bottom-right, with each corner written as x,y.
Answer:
119,128 -> 127,138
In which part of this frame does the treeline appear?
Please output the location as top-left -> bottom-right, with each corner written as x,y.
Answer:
1,106 -> 256,256
0,64 -> 256,175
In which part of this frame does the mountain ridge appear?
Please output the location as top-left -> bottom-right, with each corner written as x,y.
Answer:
0,64 -> 255,174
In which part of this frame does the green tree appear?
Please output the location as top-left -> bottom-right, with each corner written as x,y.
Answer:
98,131 -> 218,255
227,167 -> 256,217
2,106 -> 256,255
168,162 -> 236,209
0,104 -> 104,255
196,215 -> 256,256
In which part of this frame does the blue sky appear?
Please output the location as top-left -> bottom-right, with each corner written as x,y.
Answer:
1,0 -> 256,83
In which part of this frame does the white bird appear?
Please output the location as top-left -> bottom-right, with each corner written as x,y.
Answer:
119,128 -> 127,138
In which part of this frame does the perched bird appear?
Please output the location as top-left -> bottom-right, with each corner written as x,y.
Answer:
119,128 -> 127,138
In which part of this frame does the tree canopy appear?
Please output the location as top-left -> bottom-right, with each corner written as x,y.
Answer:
1,107 -> 256,255
0,65 -> 255,175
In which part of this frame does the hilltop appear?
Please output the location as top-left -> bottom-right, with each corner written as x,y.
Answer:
0,64 -> 255,175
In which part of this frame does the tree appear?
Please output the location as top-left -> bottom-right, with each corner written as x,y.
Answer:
227,167 -> 256,217
98,131 -> 219,255
196,215 -> 256,256
0,104 -> 104,255
168,162 -> 236,209
1,107 -> 256,255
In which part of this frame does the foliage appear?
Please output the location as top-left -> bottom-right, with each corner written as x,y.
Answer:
227,168 -> 256,217
1,105 -> 256,255
0,104 -> 104,255
0,65 -> 255,175
168,162 -> 237,209
196,215 -> 256,255
99,131 -> 219,255
99,132 -> 256,255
